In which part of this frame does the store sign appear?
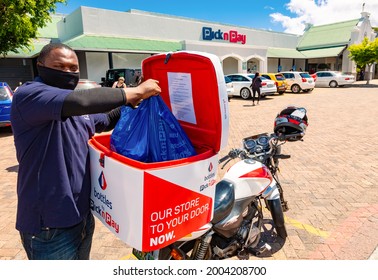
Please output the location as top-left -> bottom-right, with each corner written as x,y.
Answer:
202,27 -> 246,44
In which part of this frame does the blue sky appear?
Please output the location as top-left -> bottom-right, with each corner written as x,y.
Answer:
56,0 -> 378,35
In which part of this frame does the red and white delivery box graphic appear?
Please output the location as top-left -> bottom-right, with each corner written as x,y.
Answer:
89,144 -> 218,251
88,51 -> 229,251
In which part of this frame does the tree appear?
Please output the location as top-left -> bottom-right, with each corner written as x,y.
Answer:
348,37 -> 378,84
0,0 -> 66,56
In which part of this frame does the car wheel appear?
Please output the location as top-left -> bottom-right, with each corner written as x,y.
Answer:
329,80 -> 338,88
278,91 -> 285,95
240,88 -> 251,100
291,84 -> 301,93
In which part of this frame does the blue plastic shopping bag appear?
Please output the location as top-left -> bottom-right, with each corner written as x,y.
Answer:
110,95 -> 196,162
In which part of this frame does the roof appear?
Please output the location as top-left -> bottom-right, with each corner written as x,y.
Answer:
297,19 -> 360,50
5,39 -> 51,58
300,46 -> 346,58
64,35 -> 182,53
267,48 -> 306,59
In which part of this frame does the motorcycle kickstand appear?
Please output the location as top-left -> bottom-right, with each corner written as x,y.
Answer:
248,243 -> 272,257
237,247 -> 250,260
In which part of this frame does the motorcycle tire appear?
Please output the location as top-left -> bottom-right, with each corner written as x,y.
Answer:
266,198 -> 288,239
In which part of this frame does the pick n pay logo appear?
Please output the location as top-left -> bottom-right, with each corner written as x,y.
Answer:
208,162 -> 213,172
202,27 -> 246,44
98,171 -> 107,190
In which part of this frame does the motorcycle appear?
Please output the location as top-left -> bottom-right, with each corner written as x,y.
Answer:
132,106 -> 308,260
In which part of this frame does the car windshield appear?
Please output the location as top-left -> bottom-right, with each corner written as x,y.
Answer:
300,73 -> 311,78
224,76 -> 232,83
0,87 -> 11,101
275,74 -> 285,81
248,74 -> 268,81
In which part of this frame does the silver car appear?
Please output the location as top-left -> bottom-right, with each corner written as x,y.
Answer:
314,71 -> 355,88
225,73 -> 277,100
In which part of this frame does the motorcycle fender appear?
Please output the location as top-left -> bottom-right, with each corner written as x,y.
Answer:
176,223 -> 212,241
262,180 -> 280,200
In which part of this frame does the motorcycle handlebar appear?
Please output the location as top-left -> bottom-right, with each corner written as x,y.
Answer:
276,132 -> 304,141
219,132 -> 303,165
219,154 -> 230,164
218,149 -> 243,164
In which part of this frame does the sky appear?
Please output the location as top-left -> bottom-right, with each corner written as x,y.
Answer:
56,0 -> 378,35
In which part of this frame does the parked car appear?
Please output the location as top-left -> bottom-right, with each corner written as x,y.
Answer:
224,76 -> 234,101
75,79 -> 101,90
280,71 -> 315,93
310,73 -> 317,82
260,73 -> 288,94
0,82 -> 13,127
225,73 -> 277,100
314,71 -> 355,88
101,68 -> 141,87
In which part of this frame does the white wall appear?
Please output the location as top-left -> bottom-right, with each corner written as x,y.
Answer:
112,53 -> 150,69
223,57 -> 239,74
86,52 -> 109,83
78,7 -> 300,49
57,8 -> 84,42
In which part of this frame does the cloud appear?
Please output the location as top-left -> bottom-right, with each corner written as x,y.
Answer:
270,0 -> 378,35
264,6 -> 275,10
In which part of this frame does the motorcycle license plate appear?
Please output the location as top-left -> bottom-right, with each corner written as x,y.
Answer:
132,248 -> 156,260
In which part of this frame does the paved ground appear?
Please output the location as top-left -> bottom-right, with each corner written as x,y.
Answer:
0,80 -> 377,260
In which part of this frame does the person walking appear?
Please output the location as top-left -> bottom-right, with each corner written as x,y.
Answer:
250,72 -> 262,106
10,43 -> 161,260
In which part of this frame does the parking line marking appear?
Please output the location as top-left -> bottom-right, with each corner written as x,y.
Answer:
285,215 -> 329,238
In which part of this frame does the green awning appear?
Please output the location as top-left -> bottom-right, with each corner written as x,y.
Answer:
267,48 -> 306,59
300,46 -> 346,58
64,35 -> 182,53
5,41 -> 48,58
297,19 -> 359,50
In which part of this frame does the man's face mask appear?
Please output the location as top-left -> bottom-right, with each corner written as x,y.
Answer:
37,65 -> 80,90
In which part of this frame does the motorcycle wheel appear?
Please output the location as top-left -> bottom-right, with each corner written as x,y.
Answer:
158,240 -> 212,260
266,198 -> 288,239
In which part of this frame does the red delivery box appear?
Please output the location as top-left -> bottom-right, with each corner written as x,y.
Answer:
88,51 -> 229,251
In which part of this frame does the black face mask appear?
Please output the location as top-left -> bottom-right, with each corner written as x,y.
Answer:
37,65 -> 80,90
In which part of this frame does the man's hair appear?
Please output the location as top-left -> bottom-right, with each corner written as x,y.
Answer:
37,43 -> 75,64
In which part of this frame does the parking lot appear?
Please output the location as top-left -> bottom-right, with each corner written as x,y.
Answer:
1,82 -> 377,260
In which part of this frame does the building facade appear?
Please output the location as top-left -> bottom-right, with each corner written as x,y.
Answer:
1,7 -> 376,89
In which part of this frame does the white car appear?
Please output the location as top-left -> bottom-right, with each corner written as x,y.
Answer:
75,79 -> 101,90
314,71 -> 355,88
225,73 -> 277,100
280,71 -> 315,93
224,76 -> 234,101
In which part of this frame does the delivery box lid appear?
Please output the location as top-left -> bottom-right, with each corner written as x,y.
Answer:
142,51 -> 229,154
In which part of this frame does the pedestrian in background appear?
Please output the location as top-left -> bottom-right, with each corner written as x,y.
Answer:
112,76 -> 127,88
250,72 -> 262,106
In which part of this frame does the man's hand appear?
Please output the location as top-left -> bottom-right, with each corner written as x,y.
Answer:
123,79 -> 161,107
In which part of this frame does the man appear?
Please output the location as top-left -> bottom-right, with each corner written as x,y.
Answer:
10,43 -> 161,260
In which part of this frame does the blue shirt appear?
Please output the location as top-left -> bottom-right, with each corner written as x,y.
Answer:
10,78 -> 109,234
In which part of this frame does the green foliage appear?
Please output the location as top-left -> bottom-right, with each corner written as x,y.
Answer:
348,37 -> 378,68
0,0 -> 66,56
